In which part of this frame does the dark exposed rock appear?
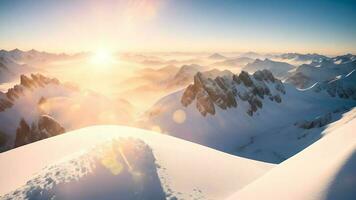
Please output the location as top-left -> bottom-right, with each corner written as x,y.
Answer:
181,84 -> 197,107
20,75 -> 34,88
239,71 -> 253,87
0,98 -> 13,111
196,88 -> 215,116
232,74 -> 241,84
0,130 -> 7,147
14,115 -> 65,148
275,80 -> 286,94
38,115 -> 65,137
14,118 -> 31,148
295,113 -> 332,129
274,95 -> 282,103
180,69 -> 285,116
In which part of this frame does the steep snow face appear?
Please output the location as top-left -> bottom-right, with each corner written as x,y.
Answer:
141,70 -> 356,163
0,126 -> 273,200
226,111 -> 356,200
313,69 -> 356,100
286,58 -> 356,88
243,58 -> 295,78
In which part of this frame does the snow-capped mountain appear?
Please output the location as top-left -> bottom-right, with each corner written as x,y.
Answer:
165,64 -> 234,89
275,53 -> 329,63
0,126 -> 273,200
0,74 -> 133,152
313,69 -> 356,100
286,55 -> 356,88
243,58 -> 295,78
119,64 -> 233,112
332,53 -> 356,64
0,49 -> 71,65
141,69 -> 356,163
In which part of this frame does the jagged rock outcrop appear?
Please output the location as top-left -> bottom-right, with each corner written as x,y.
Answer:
0,73 -> 61,110
181,69 -> 285,116
38,115 -> 65,136
14,115 -> 65,148
14,119 -> 31,147
295,113 -> 333,129
0,130 -> 7,147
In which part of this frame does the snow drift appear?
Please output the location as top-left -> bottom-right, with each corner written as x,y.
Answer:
0,126 -> 273,200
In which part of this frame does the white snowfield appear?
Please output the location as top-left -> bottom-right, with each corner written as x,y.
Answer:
1,114 -> 355,200
0,126 -> 274,200
227,114 -> 356,200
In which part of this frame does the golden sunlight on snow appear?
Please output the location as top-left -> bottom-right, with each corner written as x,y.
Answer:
150,125 -> 162,133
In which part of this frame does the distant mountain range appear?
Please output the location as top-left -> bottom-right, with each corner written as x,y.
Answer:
286,54 -> 356,88
243,58 -> 295,78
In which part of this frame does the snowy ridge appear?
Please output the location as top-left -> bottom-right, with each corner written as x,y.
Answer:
275,53 -> 328,63
0,116 -> 354,200
0,126 -> 273,200
286,56 -> 356,88
313,69 -> 356,100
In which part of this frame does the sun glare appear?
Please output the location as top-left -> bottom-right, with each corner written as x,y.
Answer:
90,49 -> 115,66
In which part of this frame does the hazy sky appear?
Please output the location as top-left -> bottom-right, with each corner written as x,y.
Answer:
1,0 -> 355,54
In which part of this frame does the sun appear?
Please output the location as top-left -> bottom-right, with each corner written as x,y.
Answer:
90,49 -> 114,66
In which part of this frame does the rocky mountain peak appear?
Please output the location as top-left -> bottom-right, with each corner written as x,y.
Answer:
14,115 -> 65,148
181,69 -> 285,116
0,73 -> 62,111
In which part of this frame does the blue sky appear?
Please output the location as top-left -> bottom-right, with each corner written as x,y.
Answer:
0,0 -> 355,54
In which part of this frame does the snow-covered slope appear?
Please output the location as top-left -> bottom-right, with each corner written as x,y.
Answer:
313,69 -> 356,100
243,58 -> 295,78
286,56 -> 356,88
0,126 -> 273,200
226,111 -> 356,200
141,69 -> 356,163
